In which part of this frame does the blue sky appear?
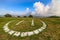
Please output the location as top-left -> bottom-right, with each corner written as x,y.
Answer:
0,0 -> 51,12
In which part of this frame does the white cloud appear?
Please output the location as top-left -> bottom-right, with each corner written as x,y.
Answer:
32,1 -> 50,17
32,1 -> 60,17
1,0 -> 60,17
31,11 -> 36,15
34,2 -> 44,14
24,8 -> 31,16
25,8 -> 30,13
49,0 -> 60,17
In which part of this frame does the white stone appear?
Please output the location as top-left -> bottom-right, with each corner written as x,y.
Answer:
21,32 -> 28,37
27,31 -> 34,36
23,32 -> 28,37
38,28 -> 43,32
4,27 -> 10,32
43,23 -> 46,27
8,30 -> 15,35
13,32 -> 20,37
20,32 -> 25,37
3,25 -> 8,28
33,30 -> 39,34
41,27 -> 46,30
3,21 -> 12,32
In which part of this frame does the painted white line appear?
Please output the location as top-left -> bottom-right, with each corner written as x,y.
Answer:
16,20 -> 24,25
3,20 -> 46,37
31,19 -> 34,26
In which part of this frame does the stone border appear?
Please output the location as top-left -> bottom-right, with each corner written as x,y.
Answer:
3,20 -> 46,37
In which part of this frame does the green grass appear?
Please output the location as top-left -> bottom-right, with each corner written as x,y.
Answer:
0,17 -> 60,40
9,18 -> 42,32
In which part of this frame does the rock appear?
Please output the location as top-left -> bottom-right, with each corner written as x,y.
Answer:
21,32 -> 28,37
38,28 -> 43,32
8,30 -> 15,35
13,32 -> 20,37
33,30 -> 39,34
4,27 -> 10,32
27,31 -> 34,36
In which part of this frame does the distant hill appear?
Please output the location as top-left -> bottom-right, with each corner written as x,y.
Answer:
48,16 -> 60,18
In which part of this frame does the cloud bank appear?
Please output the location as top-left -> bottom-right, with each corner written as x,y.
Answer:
49,0 -> 60,16
31,1 -> 50,17
32,0 -> 60,17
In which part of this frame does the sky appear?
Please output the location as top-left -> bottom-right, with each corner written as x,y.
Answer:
0,0 -> 51,11
0,0 -> 60,17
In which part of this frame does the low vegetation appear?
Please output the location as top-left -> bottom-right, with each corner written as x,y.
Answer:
0,17 -> 60,40
48,16 -> 60,18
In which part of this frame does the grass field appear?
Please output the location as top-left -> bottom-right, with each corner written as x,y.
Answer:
0,17 -> 60,40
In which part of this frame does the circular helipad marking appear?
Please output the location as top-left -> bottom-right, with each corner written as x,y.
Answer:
3,20 -> 46,37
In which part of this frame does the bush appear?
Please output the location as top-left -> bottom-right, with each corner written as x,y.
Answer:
28,15 -> 33,18
48,16 -> 60,18
24,16 -> 27,18
4,14 -> 12,17
17,16 -> 21,18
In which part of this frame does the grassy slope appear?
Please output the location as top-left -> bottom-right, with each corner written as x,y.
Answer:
0,17 -> 60,40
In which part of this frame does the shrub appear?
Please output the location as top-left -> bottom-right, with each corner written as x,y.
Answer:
4,14 -> 12,17
24,16 -> 27,18
48,16 -> 60,18
28,15 -> 33,18
17,16 -> 21,18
